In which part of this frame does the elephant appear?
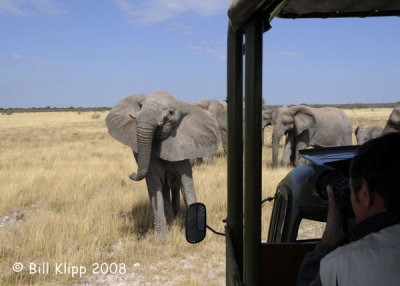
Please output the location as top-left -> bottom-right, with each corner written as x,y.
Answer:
355,125 -> 383,145
261,107 -> 274,145
106,91 -> 220,240
192,99 -> 227,165
193,101 -> 272,162
262,107 -> 273,129
383,107 -> 400,134
270,105 -> 352,168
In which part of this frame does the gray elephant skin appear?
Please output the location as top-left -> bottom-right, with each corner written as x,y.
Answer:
383,107 -> 400,134
270,105 -> 352,168
193,100 -> 273,164
261,107 -> 274,145
106,91 -> 220,240
193,99 -> 227,164
262,107 -> 273,129
355,125 -> 383,145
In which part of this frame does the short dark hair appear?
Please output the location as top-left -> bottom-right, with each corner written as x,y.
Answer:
350,132 -> 400,213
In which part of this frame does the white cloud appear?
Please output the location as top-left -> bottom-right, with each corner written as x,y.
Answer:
115,0 -> 229,26
0,0 -> 26,15
164,23 -> 193,36
31,0 -> 66,15
12,54 -> 23,59
0,0 -> 66,16
278,51 -> 302,59
27,55 -> 40,61
189,40 -> 226,62
9,53 -> 39,61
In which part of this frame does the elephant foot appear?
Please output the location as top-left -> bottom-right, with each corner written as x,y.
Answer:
194,158 -> 204,166
152,229 -> 169,243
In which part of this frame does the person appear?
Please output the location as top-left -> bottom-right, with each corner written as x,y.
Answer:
298,132 -> 400,286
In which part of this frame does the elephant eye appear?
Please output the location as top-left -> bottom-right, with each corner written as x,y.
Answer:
138,103 -> 142,109
169,110 -> 175,116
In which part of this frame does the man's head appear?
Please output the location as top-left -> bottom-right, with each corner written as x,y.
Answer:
350,132 -> 400,221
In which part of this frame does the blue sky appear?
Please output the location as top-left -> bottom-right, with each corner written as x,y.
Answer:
0,0 -> 399,108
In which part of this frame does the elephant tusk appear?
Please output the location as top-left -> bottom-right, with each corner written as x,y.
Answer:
157,121 -> 164,127
129,113 -> 136,120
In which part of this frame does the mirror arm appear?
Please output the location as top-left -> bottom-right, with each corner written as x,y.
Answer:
206,225 -> 225,236
261,195 -> 276,204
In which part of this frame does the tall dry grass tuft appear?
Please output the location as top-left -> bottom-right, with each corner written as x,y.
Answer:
0,108 -> 393,285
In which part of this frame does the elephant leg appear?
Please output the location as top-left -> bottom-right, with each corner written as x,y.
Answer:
207,154 -> 214,165
294,131 -> 310,166
178,160 -> 197,208
281,134 -> 294,167
166,173 -> 181,216
162,183 -> 174,222
145,175 -> 168,241
295,140 -> 308,166
171,188 -> 180,216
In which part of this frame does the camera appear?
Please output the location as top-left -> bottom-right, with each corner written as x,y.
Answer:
316,169 -> 355,218
268,146 -> 357,242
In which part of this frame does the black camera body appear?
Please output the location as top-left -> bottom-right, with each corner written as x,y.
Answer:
316,168 -> 354,218
268,146 -> 357,243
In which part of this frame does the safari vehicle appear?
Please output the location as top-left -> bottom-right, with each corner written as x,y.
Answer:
186,1 -> 400,285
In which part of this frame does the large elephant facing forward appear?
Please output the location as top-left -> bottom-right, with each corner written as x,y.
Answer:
106,91 -> 220,240
270,105 -> 352,168
383,107 -> 400,134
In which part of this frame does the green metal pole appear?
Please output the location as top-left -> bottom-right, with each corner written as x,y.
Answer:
227,24 -> 244,283
243,15 -> 263,286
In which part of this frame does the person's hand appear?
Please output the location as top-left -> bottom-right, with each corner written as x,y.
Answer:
321,186 -> 345,246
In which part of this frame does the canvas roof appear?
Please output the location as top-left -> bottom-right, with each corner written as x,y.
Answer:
228,0 -> 400,31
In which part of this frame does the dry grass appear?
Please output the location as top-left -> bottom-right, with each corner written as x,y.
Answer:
0,108 -> 392,285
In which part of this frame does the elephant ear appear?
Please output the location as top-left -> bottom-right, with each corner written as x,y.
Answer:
155,103 -> 221,161
105,94 -> 146,152
262,109 -> 274,127
292,105 -> 316,136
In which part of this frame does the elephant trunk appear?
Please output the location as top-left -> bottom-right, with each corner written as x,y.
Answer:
271,129 -> 284,168
130,120 -> 157,181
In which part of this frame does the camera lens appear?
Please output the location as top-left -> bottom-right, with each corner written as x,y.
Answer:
316,171 -> 349,199
316,170 -> 354,218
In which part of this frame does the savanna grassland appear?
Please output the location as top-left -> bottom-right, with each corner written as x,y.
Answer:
0,108 -> 393,285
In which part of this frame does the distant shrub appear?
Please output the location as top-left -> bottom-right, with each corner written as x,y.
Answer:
91,113 -> 100,119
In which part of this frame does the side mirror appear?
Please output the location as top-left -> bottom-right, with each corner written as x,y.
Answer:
185,203 -> 207,243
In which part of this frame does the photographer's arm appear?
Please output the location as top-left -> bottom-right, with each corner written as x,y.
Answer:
298,186 -> 345,286
297,243 -> 335,286
321,187 -> 346,246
